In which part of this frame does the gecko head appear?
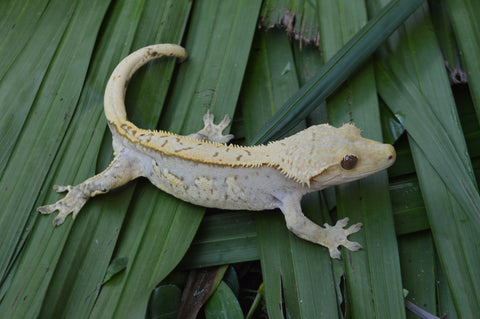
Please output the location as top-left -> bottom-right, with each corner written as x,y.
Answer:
308,124 -> 396,189
272,124 -> 395,188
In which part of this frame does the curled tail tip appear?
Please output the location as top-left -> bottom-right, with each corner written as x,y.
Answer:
147,43 -> 188,61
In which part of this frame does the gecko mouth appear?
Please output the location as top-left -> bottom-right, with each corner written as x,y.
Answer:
311,158 -> 395,187
344,166 -> 385,180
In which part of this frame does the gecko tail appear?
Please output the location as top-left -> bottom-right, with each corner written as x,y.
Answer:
104,44 -> 187,125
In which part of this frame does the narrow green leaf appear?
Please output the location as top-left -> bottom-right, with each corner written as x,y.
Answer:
159,0 -> 263,132
390,178 -> 429,236
181,211 -> 259,269
445,0 -> 480,123
428,0 -> 464,84
242,30 -> 303,143
0,0 -> 50,78
252,0 -> 424,144
259,0 -> 292,29
435,255 -> 459,319
0,0 -> 76,173
246,283 -> 265,319
398,232 -> 436,318
103,257 -> 129,285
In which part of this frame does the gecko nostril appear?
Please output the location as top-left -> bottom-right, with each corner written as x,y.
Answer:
388,155 -> 393,160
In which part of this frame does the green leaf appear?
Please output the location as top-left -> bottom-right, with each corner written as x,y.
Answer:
390,178 -> 429,236
147,285 -> 182,319
103,257 -> 129,285
181,211 -> 259,269
398,232 -> 436,316
204,282 -> 243,319
0,0 -> 77,172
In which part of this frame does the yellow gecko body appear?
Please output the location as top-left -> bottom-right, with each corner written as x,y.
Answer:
38,44 -> 395,258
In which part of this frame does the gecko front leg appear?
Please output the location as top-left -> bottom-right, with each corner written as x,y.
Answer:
279,193 -> 363,259
37,148 -> 145,226
186,110 -> 234,143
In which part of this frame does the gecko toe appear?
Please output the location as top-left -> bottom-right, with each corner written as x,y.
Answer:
336,217 -> 350,228
53,215 -> 67,226
218,114 -> 231,129
343,241 -> 362,251
37,204 -> 56,215
329,247 -> 342,259
346,222 -> 363,235
203,109 -> 214,122
53,185 -> 71,193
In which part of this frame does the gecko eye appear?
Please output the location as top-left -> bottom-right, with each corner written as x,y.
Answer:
341,155 -> 358,170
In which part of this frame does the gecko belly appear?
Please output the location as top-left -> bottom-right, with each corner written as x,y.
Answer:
143,149 -> 302,211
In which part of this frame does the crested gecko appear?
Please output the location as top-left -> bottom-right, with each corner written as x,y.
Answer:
38,44 -> 396,259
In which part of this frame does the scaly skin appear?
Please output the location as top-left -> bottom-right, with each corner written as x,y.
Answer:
38,44 -> 396,258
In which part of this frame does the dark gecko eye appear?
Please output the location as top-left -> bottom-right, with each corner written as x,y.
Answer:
341,155 -> 358,170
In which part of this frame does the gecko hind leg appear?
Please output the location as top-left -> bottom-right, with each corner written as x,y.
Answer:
186,110 -> 234,144
37,148 -> 144,226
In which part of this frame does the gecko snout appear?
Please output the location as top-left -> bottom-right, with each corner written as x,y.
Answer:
385,144 -> 396,167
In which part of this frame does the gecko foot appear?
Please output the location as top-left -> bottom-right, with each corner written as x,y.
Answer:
37,185 -> 89,226
322,218 -> 363,259
188,110 -> 234,144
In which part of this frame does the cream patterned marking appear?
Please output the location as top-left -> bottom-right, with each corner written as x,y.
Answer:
194,176 -> 213,193
225,176 -> 244,199
163,169 -> 183,187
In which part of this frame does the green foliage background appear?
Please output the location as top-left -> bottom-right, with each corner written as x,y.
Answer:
0,0 -> 479,318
